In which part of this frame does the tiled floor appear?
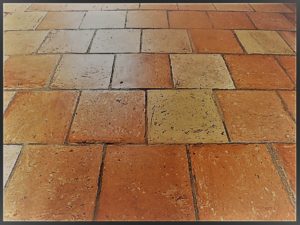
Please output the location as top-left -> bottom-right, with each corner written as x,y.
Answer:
3,3 -> 296,221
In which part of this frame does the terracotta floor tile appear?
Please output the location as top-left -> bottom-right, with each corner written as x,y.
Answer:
126,11 -> 168,28
214,3 -> 253,11
80,11 -> 126,29
142,29 -> 192,53
276,56 -> 296,83
224,55 -> 294,89
90,29 -> 140,53
4,12 -> 46,30
235,30 -> 293,54
278,91 -> 296,120
4,3 -> 31,12
112,54 -> 172,89
38,30 -> 94,53
51,54 -> 114,89
63,4 -> 102,11
189,29 -> 243,54
190,144 -> 295,221
139,3 -> 178,10
208,12 -> 255,29
169,11 -> 212,29
177,3 -> 215,11
96,144 -> 194,221
216,90 -> 295,142
147,90 -> 228,144
272,143 -> 296,193
4,55 -> 60,89
100,3 -> 139,10
250,3 -> 292,13
4,91 -> 78,144
4,144 -> 102,221
37,12 -> 85,29
248,12 -> 295,31
170,54 -> 234,89
3,145 -> 22,186
284,13 -> 296,24
285,3 -> 296,12
4,31 -> 48,55
279,31 -> 296,52
27,3 -> 68,11
3,92 -> 16,112
69,91 -> 145,143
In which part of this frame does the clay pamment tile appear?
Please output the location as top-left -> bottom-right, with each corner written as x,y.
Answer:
213,3 -> 253,11
276,56 -> 296,83
3,92 -> 16,112
208,12 -> 255,29
4,12 -> 46,30
169,11 -> 212,29
37,12 -> 85,29
4,3 -> 31,12
126,11 -> 168,28
100,3 -> 139,10
278,91 -> 296,120
250,3 -> 292,13
279,31 -> 296,52
3,145 -> 22,186
139,3 -> 178,10
80,11 -> 126,29
177,3 -> 215,11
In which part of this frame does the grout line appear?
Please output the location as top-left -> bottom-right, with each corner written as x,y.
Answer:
124,10 -> 129,28
275,30 -> 295,53
3,91 -> 18,115
273,55 -> 296,88
186,29 -> 196,53
232,30 -> 247,54
139,29 -> 143,53
86,29 -> 97,53
35,30 -> 51,53
78,11 -> 87,29
245,12 -> 258,29
275,90 -> 296,123
144,91 -> 148,144
186,145 -> 200,221
166,10 -> 170,28
221,54 -> 237,89
108,54 -> 116,89
33,11 -> 48,31
45,54 -> 63,89
168,54 -> 175,88
93,144 -> 107,220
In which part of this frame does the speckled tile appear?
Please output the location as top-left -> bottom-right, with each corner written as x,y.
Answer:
3,92 -> 16,113
80,11 -> 126,29
126,11 -> 168,28
3,145 -> 22,186
4,91 -> 79,144
279,31 -> 296,52
169,11 -> 212,29
4,144 -> 102,221
37,12 -> 85,29
216,90 -> 296,142
51,54 -> 114,89
147,90 -> 228,144
276,56 -> 296,83
278,91 -> 296,120
4,3 -> 31,12
69,91 -> 145,143
4,55 -> 60,89
177,3 -> 215,11
170,54 -> 234,89
96,144 -> 195,221
90,29 -> 140,53
38,30 -> 94,53
208,12 -> 255,29
4,12 -> 46,30
214,3 -> 253,11
142,29 -> 192,53
139,3 -> 178,10
190,144 -> 295,221
250,3 -> 292,13
112,54 -> 172,89
235,30 -> 294,54
4,31 -> 48,55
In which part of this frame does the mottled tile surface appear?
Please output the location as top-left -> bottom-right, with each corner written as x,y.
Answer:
250,3 -> 292,13
3,92 -> 16,112
80,11 -> 126,29
3,145 -> 22,186
214,3 -> 253,11
276,56 -> 296,83
278,91 -> 296,120
126,11 -> 168,28
37,12 -> 85,29
4,12 -> 46,30
208,12 -> 254,29
177,3 -> 215,11
169,11 -> 212,29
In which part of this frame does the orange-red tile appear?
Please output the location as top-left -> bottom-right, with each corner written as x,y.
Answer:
284,13 -> 296,24
139,3 -> 177,10
177,3 -> 215,11
4,145 -> 102,221
216,91 -> 295,142
169,11 -> 212,29
276,56 -> 296,83
251,3 -> 292,13
96,145 -> 195,221
279,31 -> 296,52
214,3 -> 253,11
69,91 -> 145,144
126,11 -> 168,28
189,29 -> 243,53
208,12 -> 255,29
224,55 -> 294,89
278,91 -> 296,120
190,144 -> 295,221
37,12 -> 85,29
4,91 -> 78,144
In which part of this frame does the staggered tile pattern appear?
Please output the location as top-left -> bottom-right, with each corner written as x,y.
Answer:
3,3 -> 296,222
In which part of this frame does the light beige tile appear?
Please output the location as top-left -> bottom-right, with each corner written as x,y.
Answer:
80,11 -> 126,29
3,92 -> 16,112
3,145 -> 22,186
4,12 -> 46,30
4,3 -> 31,12
126,11 -> 168,28
37,12 -> 85,29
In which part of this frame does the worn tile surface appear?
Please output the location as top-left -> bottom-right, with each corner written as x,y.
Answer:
80,11 -> 126,29
170,54 -> 234,89
169,11 -> 212,29
190,144 -> 295,221
127,11 -> 168,28
4,145 -> 102,221
3,145 -> 22,186
276,56 -> 296,83
4,12 -> 46,30
37,12 -> 85,29
208,12 -> 254,29
278,91 -> 296,120
3,92 -> 16,112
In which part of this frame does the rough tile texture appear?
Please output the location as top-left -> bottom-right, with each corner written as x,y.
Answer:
4,31 -> 48,55
279,31 -> 296,52
4,91 -> 78,144
69,91 -> 145,143
170,54 -> 235,89
90,29 -> 140,53
142,29 -> 192,53
139,3 -> 177,10
80,11 -> 126,29
37,12 -> 85,29
39,30 -> 94,53
96,145 -> 195,221
169,11 -> 212,29
177,3 -> 215,11
235,30 -> 294,54
250,3 -> 292,13
3,92 -> 16,112
214,3 -> 253,11
224,55 -> 294,89
4,12 -> 46,30
3,145 -> 22,186
278,91 -> 296,120
190,144 -> 295,221
208,12 -> 255,29
51,54 -> 114,89
4,55 -> 60,89
4,145 -> 102,221
126,11 -> 168,28
276,56 -> 296,83
216,91 -> 296,142
112,54 -> 172,89
190,29 -> 243,53
147,90 -> 228,144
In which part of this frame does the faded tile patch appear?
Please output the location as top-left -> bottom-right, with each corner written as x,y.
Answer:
235,30 -> 293,54
4,145 -> 102,221
278,91 -> 296,120
3,145 -> 22,186
170,54 -> 234,89
37,12 -> 85,29
3,92 -> 16,113
90,29 -> 140,53
96,145 -> 194,221
38,30 -> 94,53
190,144 -> 295,221
69,91 -> 145,144
51,54 -> 114,89
126,11 -> 168,28
80,11 -> 126,29
4,12 -> 46,30
147,90 -> 228,144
